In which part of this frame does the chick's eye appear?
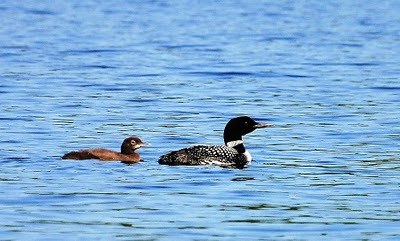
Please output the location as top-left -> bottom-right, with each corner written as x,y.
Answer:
130,140 -> 136,145
244,122 -> 248,126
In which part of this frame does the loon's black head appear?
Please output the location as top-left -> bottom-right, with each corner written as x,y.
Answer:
223,116 -> 272,144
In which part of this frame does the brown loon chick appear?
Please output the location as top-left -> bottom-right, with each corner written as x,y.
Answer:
62,136 -> 147,163
158,116 -> 272,168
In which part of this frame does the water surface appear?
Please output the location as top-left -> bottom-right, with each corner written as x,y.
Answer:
1,0 -> 400,240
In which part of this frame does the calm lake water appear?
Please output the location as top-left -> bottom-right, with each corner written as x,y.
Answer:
1,0 -> 400,240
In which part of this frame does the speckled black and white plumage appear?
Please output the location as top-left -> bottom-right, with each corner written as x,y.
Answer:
158,145 -> 248,168
158,116 -> 273,168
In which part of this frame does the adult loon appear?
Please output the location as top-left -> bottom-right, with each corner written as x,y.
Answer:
62,136 -> 148,163
158,116 -> 272,168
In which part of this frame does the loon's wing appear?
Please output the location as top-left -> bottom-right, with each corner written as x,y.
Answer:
159,145 -> 246,167
62,149 -> 100,160
62,148 -> 120,160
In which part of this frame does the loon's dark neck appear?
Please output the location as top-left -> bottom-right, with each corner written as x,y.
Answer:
224,134 -> 246,154
121,147 -> 135,155
121,143 -> 135,155
234,143 -> 246,154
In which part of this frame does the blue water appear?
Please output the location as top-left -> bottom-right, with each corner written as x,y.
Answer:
1,0 -> 400,240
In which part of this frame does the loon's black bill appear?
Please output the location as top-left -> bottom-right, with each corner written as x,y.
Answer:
253,123 -> 273,129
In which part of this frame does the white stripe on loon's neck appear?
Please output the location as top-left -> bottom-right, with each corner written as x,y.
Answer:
226,140 -> 243,148
226,139 -> 246,153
